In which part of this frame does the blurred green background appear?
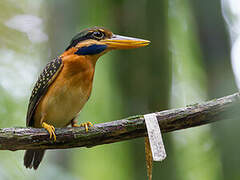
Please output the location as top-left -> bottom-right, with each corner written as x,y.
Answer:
0,0 -> 239,179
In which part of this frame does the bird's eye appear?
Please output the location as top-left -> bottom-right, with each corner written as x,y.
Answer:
92,31 -> 104,39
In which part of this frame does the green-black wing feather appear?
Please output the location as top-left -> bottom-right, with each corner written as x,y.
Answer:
26,57 -> 63,127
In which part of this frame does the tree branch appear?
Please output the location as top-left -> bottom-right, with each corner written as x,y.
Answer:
1,92 -> 240,151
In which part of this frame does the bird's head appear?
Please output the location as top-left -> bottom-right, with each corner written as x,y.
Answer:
63,27 -> 150,60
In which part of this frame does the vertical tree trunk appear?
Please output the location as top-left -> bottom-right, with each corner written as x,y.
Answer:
112,0 -> 174,179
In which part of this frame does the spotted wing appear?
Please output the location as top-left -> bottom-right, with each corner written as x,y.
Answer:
26,57 -> 63,127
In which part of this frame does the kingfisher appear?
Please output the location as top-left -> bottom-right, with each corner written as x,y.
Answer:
24,27 -> 150,169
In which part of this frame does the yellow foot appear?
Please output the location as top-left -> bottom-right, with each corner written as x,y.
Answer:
42,122 -> 56,141
72,121 -> 93,132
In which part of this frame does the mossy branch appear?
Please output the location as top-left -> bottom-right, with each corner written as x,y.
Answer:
0,92 -> 239,151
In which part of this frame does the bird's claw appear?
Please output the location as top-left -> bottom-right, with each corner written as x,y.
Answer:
42,122 -> 56,141
72,121 -> 93,132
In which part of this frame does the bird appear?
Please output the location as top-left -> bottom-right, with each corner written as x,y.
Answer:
24,27 -> 150,170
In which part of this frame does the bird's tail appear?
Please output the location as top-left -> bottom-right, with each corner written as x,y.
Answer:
24,150 -> 45,170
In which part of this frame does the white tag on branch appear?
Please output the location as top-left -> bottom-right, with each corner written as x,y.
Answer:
144,113 -> 167,161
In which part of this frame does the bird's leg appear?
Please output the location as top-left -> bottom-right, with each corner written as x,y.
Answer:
71,119 -> 93,132
40,115 -> 56,141
71,118 -> 78,127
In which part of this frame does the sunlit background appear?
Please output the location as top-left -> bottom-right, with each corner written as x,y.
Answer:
0,0 -> 240,179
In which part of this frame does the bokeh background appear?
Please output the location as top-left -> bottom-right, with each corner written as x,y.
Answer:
0,0 -> 240,179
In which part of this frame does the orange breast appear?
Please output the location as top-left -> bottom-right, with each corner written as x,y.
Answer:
34,55 -> 95,127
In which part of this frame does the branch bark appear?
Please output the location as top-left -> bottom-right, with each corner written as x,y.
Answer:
1,92 -> 240,151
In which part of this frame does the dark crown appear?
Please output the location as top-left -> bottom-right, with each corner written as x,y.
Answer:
65,27 -> 112,51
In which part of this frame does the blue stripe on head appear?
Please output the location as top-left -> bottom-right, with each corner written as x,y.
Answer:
75,44 -> 107,55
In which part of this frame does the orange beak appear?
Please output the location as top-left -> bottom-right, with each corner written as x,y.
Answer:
101,34 -> 150,49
